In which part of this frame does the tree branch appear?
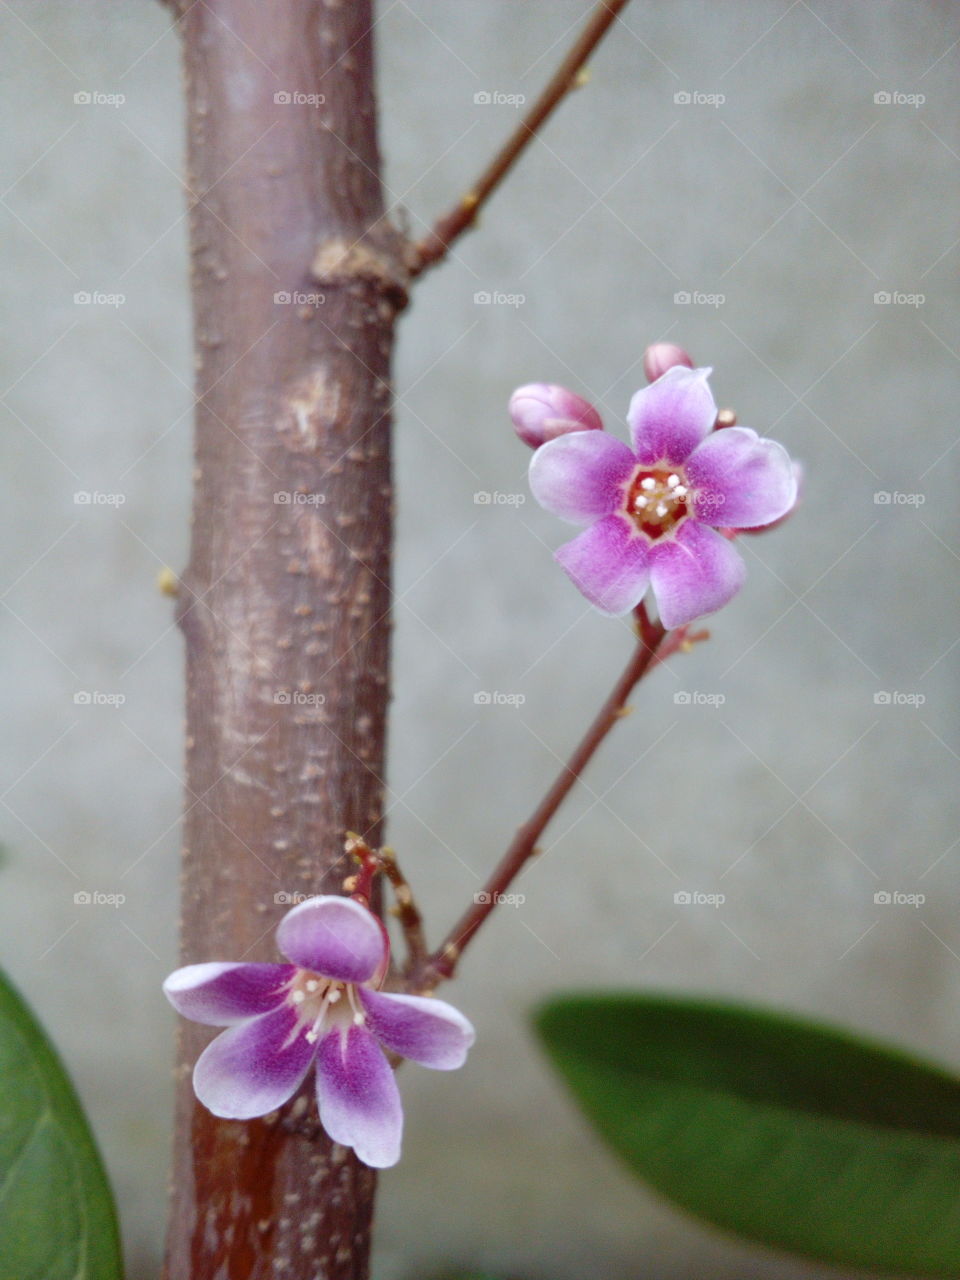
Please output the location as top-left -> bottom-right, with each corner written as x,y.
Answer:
407,0 -> 632,278
413,606 -> 692,988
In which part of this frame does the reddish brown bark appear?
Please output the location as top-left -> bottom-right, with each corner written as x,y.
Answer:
164,3 -> 406,1277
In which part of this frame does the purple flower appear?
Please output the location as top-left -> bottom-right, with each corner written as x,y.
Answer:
527,366 -> 798,627
163,896 -> 475,1168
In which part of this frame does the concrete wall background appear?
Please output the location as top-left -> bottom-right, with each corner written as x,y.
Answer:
0,3 -> 957,1277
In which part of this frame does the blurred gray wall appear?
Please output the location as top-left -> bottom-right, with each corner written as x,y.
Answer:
1,3 -> 957,1277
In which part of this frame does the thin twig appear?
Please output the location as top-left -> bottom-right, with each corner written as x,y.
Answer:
407,0 -> 632,278
412,604 -> 672,989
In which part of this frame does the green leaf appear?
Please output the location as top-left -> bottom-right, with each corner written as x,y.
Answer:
535,993 -> 960,1277
0,967 -> 122,1279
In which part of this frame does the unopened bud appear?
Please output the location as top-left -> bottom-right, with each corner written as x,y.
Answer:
715,408 -> 737,429
642,342 -> 694,384
509,384 -> 603,449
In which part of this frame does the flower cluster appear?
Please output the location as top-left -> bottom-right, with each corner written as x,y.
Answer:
511,354 -> 798,628
164,895 -> 474,1168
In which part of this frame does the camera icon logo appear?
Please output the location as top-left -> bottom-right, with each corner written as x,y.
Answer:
673,691 -> 691,704
74,91 -> 92,105
674,91 -> 692,105
274,691 -> 292,704
273,291 -> 292,304
674,290 -> 691,305
74,291 -> 92,305
874,91 -> 892,105
74,890 -> 92,904
474,691 -> 492,705
473,491 -> 492,504
874,891 -> 892,904
73,691 -> 92,705
472,890 -> 493,904
873,691 -> 891,705
473,291 -> 491,304
274,91 -> 292,105
873,491 -> 892,504
274,891 -> 294,904
874,291 -> 891,305
274,491 -> 292,504
673,891 -> 692,905
473,91 -> 492,105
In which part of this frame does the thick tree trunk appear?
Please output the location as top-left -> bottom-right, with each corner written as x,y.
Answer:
165,3 -> 406,1277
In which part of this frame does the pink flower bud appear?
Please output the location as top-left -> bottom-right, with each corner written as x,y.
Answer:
509,384 -> 603,449
642,342 -> 694,384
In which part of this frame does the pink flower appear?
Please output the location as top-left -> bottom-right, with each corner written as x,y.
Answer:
527,366 -> 798,627
163,896 -> 474,1168
509,383 -> 603,449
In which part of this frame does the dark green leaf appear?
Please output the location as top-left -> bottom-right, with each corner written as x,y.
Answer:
0,967 -> 122,1279
536,993 -> 960,1277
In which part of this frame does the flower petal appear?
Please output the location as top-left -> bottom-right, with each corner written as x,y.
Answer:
649,521 -> 746,628
627,365 -> 717,465
358,989 -> 475,1070
555,514 -> 650,616
529,431 -> 635,524
163,962 -> 295,1025
276,896 -> 384,983
684,426 -> 798,528
193,1002 -> 315,1119
315,1024 -> 403,1169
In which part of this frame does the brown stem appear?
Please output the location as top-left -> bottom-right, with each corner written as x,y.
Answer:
407,0 -> 632,278
415,607 -> 668,987
165,3 -> 406,1278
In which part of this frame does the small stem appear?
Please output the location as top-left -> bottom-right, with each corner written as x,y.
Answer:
380,847 -> 429,974
414,606 -> 669,988
407,0 -> 632,278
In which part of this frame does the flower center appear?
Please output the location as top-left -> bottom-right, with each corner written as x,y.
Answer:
288,969 -> 364,1042
625,466 -> 690,540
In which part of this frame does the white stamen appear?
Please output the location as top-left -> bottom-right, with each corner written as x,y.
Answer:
667,474 -> 680,486
673,485 -> 687,498
327,989 -> 341,1003
305,979 -> 319,992
291,989 -> 306,1004
641,477 -> 656,490
655,502 -> 668,517
634,495 -> 648,508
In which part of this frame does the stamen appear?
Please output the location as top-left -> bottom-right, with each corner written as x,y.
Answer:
634,495 -> 648,508
655,502 -> 668,517
667,474 -> 679,486
291,990 -> 306,1004
641,477 -> 656,491
305,979 -> 319,992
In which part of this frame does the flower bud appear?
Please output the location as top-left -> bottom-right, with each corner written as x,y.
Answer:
642,342 -> 694,384
509,384 -> 603,449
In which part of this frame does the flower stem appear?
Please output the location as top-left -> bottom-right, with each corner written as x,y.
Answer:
407,0 -> 633,278
415,605 -> 683,988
